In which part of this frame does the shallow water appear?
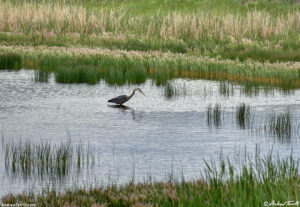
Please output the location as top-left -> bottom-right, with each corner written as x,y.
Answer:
1,69 -> 300,196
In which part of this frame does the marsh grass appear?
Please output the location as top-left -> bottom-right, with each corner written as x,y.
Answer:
1,45 -> 298,88
2,139 -> 95,181
2,150 -> 299,207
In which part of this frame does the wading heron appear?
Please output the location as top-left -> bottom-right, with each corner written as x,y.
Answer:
108,88 -> 145,105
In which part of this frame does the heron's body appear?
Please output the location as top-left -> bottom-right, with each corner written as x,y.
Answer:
108,88 -> 145,105
108,95 -> 129,105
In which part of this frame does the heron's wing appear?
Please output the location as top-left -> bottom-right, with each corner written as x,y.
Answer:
108,95 -> 127,104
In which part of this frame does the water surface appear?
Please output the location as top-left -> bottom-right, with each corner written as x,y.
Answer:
1,69 -> 300,196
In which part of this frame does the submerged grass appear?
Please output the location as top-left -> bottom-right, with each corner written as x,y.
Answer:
207,104 -> 222,128
2,150 -> 299,207
163,81 -> 187,98
265,111 -> 292,141
219,81 -> 234,97
34,71 -> 50,83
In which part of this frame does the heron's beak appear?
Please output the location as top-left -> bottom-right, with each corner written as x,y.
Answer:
138,89 -> 145,96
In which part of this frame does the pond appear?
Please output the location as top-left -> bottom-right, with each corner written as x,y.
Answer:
1,69 -> 300,196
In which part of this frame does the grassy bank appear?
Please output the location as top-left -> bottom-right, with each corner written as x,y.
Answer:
2,151 -> 299,206
0,0 -> 299,62
0,0 -> 299,88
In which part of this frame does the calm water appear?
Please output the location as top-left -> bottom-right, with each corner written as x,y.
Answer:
1,69 -> 300,196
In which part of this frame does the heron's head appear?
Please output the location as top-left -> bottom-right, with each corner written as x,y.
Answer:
134,88 -> 145,96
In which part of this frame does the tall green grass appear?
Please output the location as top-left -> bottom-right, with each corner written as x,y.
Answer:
55,66 -> 101,84
0,53 -> 21,70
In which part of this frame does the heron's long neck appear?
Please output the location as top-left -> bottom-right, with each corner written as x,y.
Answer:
127,90 -> 136,100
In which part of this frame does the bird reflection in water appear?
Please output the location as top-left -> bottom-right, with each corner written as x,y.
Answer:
108,104 -> 144,121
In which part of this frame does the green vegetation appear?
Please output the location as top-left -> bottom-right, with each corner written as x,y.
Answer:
0,0 -> 298,88
2,150 -> 299,206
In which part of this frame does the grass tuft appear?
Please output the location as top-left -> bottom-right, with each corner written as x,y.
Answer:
236,103 -> 251,129
2,138 -> 95,181
265,111 -> 292,140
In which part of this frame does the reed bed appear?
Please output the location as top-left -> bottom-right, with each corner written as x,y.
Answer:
2,139 -> 95,181
0,45 -> 299,88
2,150 -> 299,207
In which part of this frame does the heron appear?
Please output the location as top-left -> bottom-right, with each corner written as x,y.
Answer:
108,88 -> 145,105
